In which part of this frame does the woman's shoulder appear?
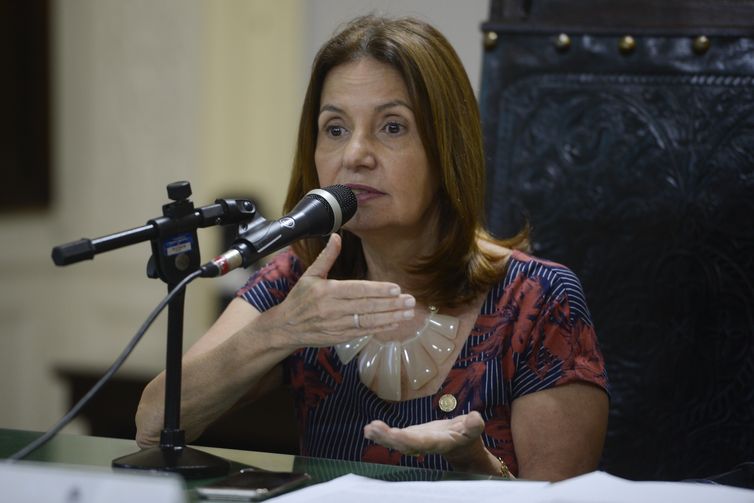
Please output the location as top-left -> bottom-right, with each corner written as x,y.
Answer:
254,248 -> 304,281
478,238 -> 582,289
505,249 -> 580,282
236,248 -> 303,301
496,249 -> 592,324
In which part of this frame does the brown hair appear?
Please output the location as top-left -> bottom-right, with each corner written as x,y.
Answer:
284,15 -> 528,307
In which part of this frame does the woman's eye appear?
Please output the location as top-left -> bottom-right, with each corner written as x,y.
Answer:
383,121 -> 405,135
326,125 -> 344,137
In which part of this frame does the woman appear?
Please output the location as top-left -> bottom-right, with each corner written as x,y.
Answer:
135,15 -> 608,481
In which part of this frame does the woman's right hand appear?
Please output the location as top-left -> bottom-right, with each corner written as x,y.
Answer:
259,233 -> 416,350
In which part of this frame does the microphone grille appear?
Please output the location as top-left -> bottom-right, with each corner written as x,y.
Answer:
322,184 -> 358,222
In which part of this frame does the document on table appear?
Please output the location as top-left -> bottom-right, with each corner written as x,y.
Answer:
267,471 -> 754,503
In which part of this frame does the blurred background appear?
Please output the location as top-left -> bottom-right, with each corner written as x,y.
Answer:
0,0 -> 487,437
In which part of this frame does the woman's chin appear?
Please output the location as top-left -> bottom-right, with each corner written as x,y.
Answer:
343,220 -> 384,239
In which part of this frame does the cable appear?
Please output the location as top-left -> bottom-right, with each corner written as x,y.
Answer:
4,268 -> 203,462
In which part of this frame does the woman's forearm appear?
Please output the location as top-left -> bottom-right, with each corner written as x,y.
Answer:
135,304 -> 294,448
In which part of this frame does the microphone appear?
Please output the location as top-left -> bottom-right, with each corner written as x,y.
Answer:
200,184 -> 357,277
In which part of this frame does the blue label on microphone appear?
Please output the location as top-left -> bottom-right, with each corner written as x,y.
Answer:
163,233 -> 193,256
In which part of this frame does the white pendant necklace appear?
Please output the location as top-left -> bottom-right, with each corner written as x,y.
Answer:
334,306 -> 460,401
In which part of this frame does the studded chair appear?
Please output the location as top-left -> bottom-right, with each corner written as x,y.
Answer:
479,0 -> 754,481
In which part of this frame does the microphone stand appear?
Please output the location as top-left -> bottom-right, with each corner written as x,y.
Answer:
111,282 -> 228,479
53,180 -> 256,479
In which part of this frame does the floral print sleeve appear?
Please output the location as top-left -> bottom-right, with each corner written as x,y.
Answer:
502,250 -> 608,399
236,250 -> 303,310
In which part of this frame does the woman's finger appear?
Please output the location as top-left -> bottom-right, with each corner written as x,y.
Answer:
353,294 -> 414,314
363,420 -> 411,452
462,411 -> 485,438
331,294 -> 415,326
341,308 -> 414,331
364,419 -> 438,454
303,234 -> 341,279
331,279 -> 402,299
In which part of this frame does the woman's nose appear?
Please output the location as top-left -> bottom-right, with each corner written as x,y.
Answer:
342,132 -> 377,171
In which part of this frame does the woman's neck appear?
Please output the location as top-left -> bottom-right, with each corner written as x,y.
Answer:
356,205 -> 441,290
358,228 -> 437,292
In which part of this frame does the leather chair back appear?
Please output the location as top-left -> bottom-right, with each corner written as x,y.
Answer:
480,0 -> 754,481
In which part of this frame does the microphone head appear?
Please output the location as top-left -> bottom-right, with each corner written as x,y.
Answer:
305,185 -> 358,233
322,184 -> 358,223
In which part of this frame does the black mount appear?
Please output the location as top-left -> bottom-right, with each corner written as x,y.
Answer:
53,180 -> 256,479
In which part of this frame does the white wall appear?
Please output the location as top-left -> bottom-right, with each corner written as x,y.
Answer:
0,0 -> 489,436
0,0 -> 207,434
303,0 -> 489,96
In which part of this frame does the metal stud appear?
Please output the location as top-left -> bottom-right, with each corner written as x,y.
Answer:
483,31 -> 498,50
554,33 -> 571,52
692,35 -> 710,55
618,35 -> 636,55
438,393 -> 457,413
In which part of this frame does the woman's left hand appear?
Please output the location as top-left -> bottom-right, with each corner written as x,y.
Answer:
364,411 -> 499,474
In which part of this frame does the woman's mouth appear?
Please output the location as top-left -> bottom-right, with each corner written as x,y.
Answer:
346,184 -> 384,202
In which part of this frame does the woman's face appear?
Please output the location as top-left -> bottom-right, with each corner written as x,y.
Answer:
315,57 -> 438,240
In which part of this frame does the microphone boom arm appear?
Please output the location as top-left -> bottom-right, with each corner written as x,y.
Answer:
51,197 -> 257,266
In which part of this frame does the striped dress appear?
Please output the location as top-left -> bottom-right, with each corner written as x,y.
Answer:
237,249 -> 608,476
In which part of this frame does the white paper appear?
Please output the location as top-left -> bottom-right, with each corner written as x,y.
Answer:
266,471 -> 754,503
543,471 -> 754,503
267,473 -> 545,502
